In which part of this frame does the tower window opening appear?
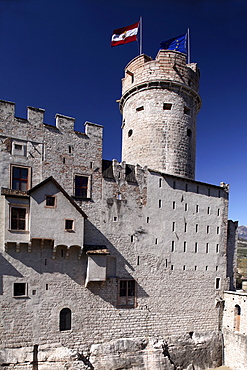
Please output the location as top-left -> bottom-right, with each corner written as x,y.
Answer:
207,225 -> 210,234
216,244 -> 219,253
196,205 -> 199,213
173,201 -> 176,210
184,223 -> 187,233
159,200 -> 162,208
159,178 -> 162,188
136,106 -> 144,112
147,217 -> 149,223
185,203 -> 188,211
172,222 -> 175,232
184,106 -> 190,115
207,207 -> 210,214
187,129 -> 192,137
163,103 -> 172,110
128,129 -> 133,137
217,209 -> 220,216
196,224 -> 198,233
206,243 -> 209,253
183,265 -> 186,271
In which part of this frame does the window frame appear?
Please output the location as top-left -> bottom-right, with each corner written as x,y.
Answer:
74,174 -> 91,199
45,195 -> 56,208
9,205 -> 28,231
117,279 -> 136,308
65,219 -> 74,232
11,165 -> 30,191
13,282 -> 28,297
59,308 -> 72,331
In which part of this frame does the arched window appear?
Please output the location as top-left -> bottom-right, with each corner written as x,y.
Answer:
60,308 -> 71,331
234,304 -> 241,332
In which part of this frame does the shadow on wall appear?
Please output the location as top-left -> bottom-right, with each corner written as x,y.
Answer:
0,254 -> 23,294
1,219 -> 149,305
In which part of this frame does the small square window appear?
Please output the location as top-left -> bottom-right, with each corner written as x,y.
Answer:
45,195 -> 56,207
65,219 -> 74,231
13,283 -> 27,297
163,103 -> 172,110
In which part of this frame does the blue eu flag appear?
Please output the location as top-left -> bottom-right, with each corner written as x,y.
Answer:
160,33 -> 187,54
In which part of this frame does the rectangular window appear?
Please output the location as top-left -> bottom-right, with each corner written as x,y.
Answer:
136,106 -> 144,112
11,166 -> 29,191
45,195 -> 56,207
65,219 -> 74,231
118,280 -> 136,308
207,207 -> 210,215
184,223 -> 187,232
159,199 -> 162,208
207,225 -> 210,234
163,103 -> 172,110
216,244 -> 219,253
172,222 -> 175,232
196,224 -> 198,233
159,178 -> 162,188
184,241 -> 187,252
13,283 -> 27,297
74,175 -> 89,198
195,242 -> 198,253
10,207 -> 27,230
12,142 -> 27,156
173,201 -> 176,210
206,243 -> 209,253
196,205 -> 199,213
185,203 -> 188,211
215,277 -> 221,290
184,106 -> 190,115
171,240 -> 175,252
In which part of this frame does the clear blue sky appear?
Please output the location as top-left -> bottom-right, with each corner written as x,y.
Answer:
0,0 -> 246,225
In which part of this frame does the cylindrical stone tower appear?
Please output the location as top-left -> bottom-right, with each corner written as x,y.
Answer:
119,50 -> 201,179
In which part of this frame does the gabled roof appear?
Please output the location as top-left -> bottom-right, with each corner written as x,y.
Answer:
27,176 -> 87,218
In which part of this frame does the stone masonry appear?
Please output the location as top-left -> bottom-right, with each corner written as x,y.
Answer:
0,50 -> 237,369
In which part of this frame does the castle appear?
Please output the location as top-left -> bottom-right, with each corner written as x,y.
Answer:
0,50 -> 242,369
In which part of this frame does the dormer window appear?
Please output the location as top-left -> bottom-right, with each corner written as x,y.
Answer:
65,219 -> 74,231
45,195 -> 56,207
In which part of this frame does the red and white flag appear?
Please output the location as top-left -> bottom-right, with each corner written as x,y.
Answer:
111,21 -> 139,47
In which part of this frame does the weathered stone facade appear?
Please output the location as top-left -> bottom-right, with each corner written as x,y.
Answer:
0,50 -> 236,369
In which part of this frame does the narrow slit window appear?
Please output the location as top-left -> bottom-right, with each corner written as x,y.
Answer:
195,242 -> 198,253
171,240 -> 175,252
184,106 -> 190,115
136,106 -> 144,112
216,244 -> 219,253
206,243 -> 209,253
215,277 -> 221,290
185,203 -> 188,211
184,223 -> 187,233
196,224 -> 198,233
159,178 -> 162,188
172,222 -> 175,232
207,207 -> 210,215
159,200 -> 162,208
187,128 -> 192,137
184,241 -> 187,252
196,205 -> 199,213
173,201 -> 176,210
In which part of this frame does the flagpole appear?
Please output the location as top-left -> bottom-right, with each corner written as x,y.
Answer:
139,16 -> 142,55
187,28 -> 190,64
